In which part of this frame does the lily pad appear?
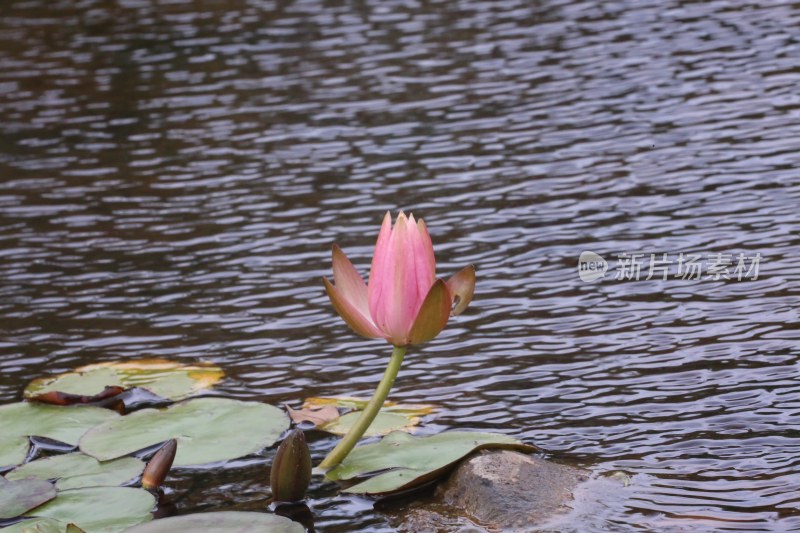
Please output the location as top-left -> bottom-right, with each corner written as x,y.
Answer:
22,487 -> 154,533
25,360 -> 224,403
123,511 -> 304,533
27,387 -> 127,408
304,396 -> 435,416
0,477 -> 56,519
319,411 -> 419,437
326,431 -> 537,497
286,404 -> 339,426
290,397 -> 432,437
80,398 -> 289,467
3,517 -> 67,533
6,453 -> 144,490
0,403 -> 119,468
2,518 -> 86,533
2,519 -> 87,533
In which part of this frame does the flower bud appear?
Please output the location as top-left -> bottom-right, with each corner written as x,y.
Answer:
270,429 -> 311,503
323,211 -> 475,347
142,439 -> 177,491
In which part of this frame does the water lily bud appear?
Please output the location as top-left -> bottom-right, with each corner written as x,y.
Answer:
323,211 -> 476,347
270,429 -> 311,503
142,439 -> 177,491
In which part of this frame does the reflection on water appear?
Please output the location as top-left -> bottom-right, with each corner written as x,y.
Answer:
2,0 -> 800,531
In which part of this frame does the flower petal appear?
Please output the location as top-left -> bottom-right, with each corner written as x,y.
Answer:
407,279 -> 451,345
332,244 -> 370,318
368,211 -> 393,327
446,265 -> 476,316
382,211 -> 418,342
323,277 -> 384,339
412,217 -> 436,302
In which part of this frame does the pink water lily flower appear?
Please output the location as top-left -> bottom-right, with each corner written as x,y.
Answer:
323,211 -> 476,347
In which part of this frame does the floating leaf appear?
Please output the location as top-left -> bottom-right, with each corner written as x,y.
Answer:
21,487 -> 154,533
293,397 -> 432,436
122,511 -> 304,533
326,431 -> 537,497
80,398 -> 289,467
25,360 -> 224,403
3,517 -> 67,533
304,397 -> 435,416
319,411 -> 419,437
2,519 -> 88,533
6,453 -> 144,490
0,403 -> 119,468
28,387 -> 126,407
286,404 -> 339,426
0,477 -> 56,519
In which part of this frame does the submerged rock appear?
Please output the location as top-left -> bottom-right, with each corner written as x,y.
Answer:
389,503 -> 490,533
438,450 -> 588,531
387,450 -> 590,532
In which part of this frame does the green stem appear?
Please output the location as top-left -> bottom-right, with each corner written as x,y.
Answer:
318,344 -> 406,470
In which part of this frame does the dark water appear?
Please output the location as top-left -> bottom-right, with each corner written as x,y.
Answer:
2,0 -> 800,531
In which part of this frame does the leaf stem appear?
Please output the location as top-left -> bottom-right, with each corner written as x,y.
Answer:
318,345 -> 406,470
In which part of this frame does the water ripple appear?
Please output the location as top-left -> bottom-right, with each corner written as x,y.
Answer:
1,0 -> 800,530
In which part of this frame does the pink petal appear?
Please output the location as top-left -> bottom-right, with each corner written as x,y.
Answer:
407,279 -> 452,345
332,244 -> 370,318
413,218 -> 436,299
446,264 -> 476,316
379,212 -> 418,342
323,277 -> 384,339
368,211 -> 393,328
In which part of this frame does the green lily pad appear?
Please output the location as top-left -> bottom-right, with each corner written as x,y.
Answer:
3,517 -> 67,533
25,360 -> 224,403
122,511 -> 304,533
326,431 -> 537,497
21,487 -> 154,533
0,403 -> 119,468
6,453 -> 144,490
319,411 -> 419,437
1,517 -> 89,533
3,519 -> 88,533
0,477 -> 56,519
80,398 -> 289,467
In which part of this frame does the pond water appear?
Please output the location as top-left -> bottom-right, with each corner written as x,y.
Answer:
1,0 -> 800,531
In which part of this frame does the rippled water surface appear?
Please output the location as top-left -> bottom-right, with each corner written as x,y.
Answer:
2,0 -> 800,531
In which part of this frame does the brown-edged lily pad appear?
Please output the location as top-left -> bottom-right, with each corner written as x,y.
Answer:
21,487 -> 155,533
2,518 -> 87,533
291,397 -> 434,437
0,403 -> 119,469
25,360 -> 224,404
0,477 -> 56,519
6,453 -> 144,490
79,398 -> 289,467
3,517 -> 66,533
286,404 -> 339,426
28,387 -> 126,408
304,397 -> 435,416
122,511 -> 304,533
319,411 -> 419,437
325,431 -> 537,497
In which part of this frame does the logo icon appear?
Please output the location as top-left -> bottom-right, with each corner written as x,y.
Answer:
578,251 -> 607,282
